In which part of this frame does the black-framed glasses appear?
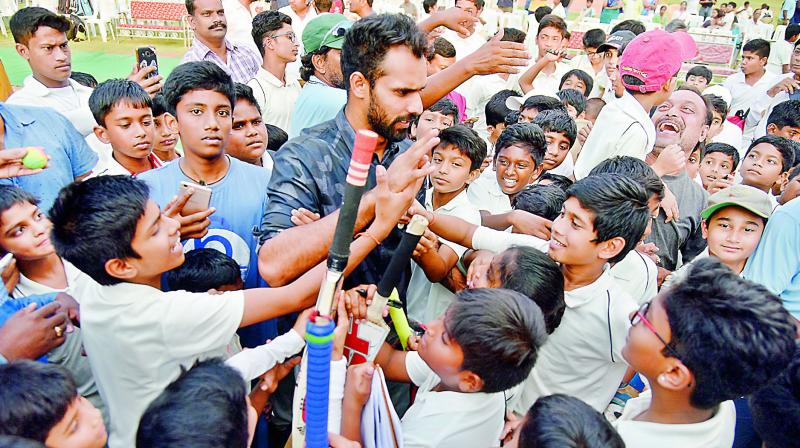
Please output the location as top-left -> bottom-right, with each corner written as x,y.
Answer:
630,301 -> 681,359
270,31 -> 297,43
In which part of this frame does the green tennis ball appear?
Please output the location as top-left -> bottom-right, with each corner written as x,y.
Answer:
22,147 -> 47,170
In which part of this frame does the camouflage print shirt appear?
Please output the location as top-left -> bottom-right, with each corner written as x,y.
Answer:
259,109 -> 412,291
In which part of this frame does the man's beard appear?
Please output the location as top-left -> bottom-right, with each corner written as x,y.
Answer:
366,92 -> 416,143
329,71 -> 345,89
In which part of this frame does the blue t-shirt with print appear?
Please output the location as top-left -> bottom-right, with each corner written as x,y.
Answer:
138,156 -> 271,290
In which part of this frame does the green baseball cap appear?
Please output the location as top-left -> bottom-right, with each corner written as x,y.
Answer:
700,184 -> 774,221
302,14 -> 351,54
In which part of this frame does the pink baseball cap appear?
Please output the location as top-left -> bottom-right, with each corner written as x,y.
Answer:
620,30 -> 698,93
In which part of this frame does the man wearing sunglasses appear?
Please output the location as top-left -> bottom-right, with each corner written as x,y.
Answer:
614,258 -> 796,448
290,14 -> 350,138
248,10 -> 302,134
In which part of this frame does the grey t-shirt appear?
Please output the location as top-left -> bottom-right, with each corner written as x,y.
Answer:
645,171 -> 709,271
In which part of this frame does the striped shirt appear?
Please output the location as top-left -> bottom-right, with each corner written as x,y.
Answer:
182,38 -> 261,84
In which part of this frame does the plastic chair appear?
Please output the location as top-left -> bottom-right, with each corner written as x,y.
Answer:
83,0 -> 118,42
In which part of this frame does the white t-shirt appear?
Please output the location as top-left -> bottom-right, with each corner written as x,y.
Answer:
401,351 -> 506,448
13,259 -> 96,301
7,76 -> 96,137
574,91 -> 656,179
440,29 -> 486,61
721,70 -> 781,121
79,281 -> 245,448
466,167 -> 513,215
471,228 -> 657,305
530,60 -> 572,97
748,73 -> 794,144
407,189 -> 481,323
614,391 -> 737,448
248,67 -> 302,133
510,268 -> 637,414
767,39 -> 793,75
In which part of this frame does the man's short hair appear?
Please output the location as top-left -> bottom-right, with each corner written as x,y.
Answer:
445,288 -> 548,393
559,69 -> 594,96
430,36 -> 456,59
166,248 -> 242,292
49,176 -> 150,285
513,183 -> 566,221
767,99 -> 800,130
565,174 -> 650,263
495,246 -> 565,334
747,134 -> 796,172
70,71 -> 98,88
584,97 -> 606,121
436,124 -> 487,171
743,38 -> 771,58
495,123 -> 547,166
341,14 -> 428,91
704,94 -> 729,117
88,79 -> 153,127
9,7 -> 69,45
589,156 -> 665,201
536,14 -> 568,38
702,142 -> 740,171
557,88 -> 587,116
485,89 -> 517,127
502,27 -> 526,44
582,28 -> 606,49
234,82 -> 262,115
666,258 -> 797,409
786,23 -> 800,41
533,6 -> 552,22
0,361 -> 77,442
137,359 -> 250,448
532,109 -> 577,147
687,65 -> 713,83
162,61 -> 235,117
537,172 -> 573,190
265,123 -> 288,151
610,19 -> 645,35
519,394 -> 626,448
750,347 -> 800,448
427,98 -> 459,122
251,11 -> 292,57
422,0 -> 437,13
522,95 -> 567,115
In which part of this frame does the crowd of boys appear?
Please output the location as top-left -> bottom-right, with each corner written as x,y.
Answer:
1,0 -> 800,447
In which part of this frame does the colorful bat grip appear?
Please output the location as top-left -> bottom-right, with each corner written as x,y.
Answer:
305,317 -> 336,448
387,289 -> 414,350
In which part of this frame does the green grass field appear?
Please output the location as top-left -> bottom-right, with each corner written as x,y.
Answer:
0,33 -> 188,86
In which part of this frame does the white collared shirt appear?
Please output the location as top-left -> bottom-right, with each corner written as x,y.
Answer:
401,351 -> 506,448
457,72 -> 521,142
574,91 -> 656,179
13,258 -> 96,301
510,267 -> 637,414
440,29 -> 486,61
749,73 -> 795,145
471,227 -> 657,305
466,167 -> 513,215
614,391 -> 737,448
406,189 -> 481,323
278,5 -> 316,79
7,76 -> 96,136
247,67 -> 302,132
79,281 -> 244,448
530,60 -> 572,97
721,70 -> 781,120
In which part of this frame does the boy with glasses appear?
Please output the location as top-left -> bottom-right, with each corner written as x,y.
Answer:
248,10 -> 301,132
615,257 -> 796,448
